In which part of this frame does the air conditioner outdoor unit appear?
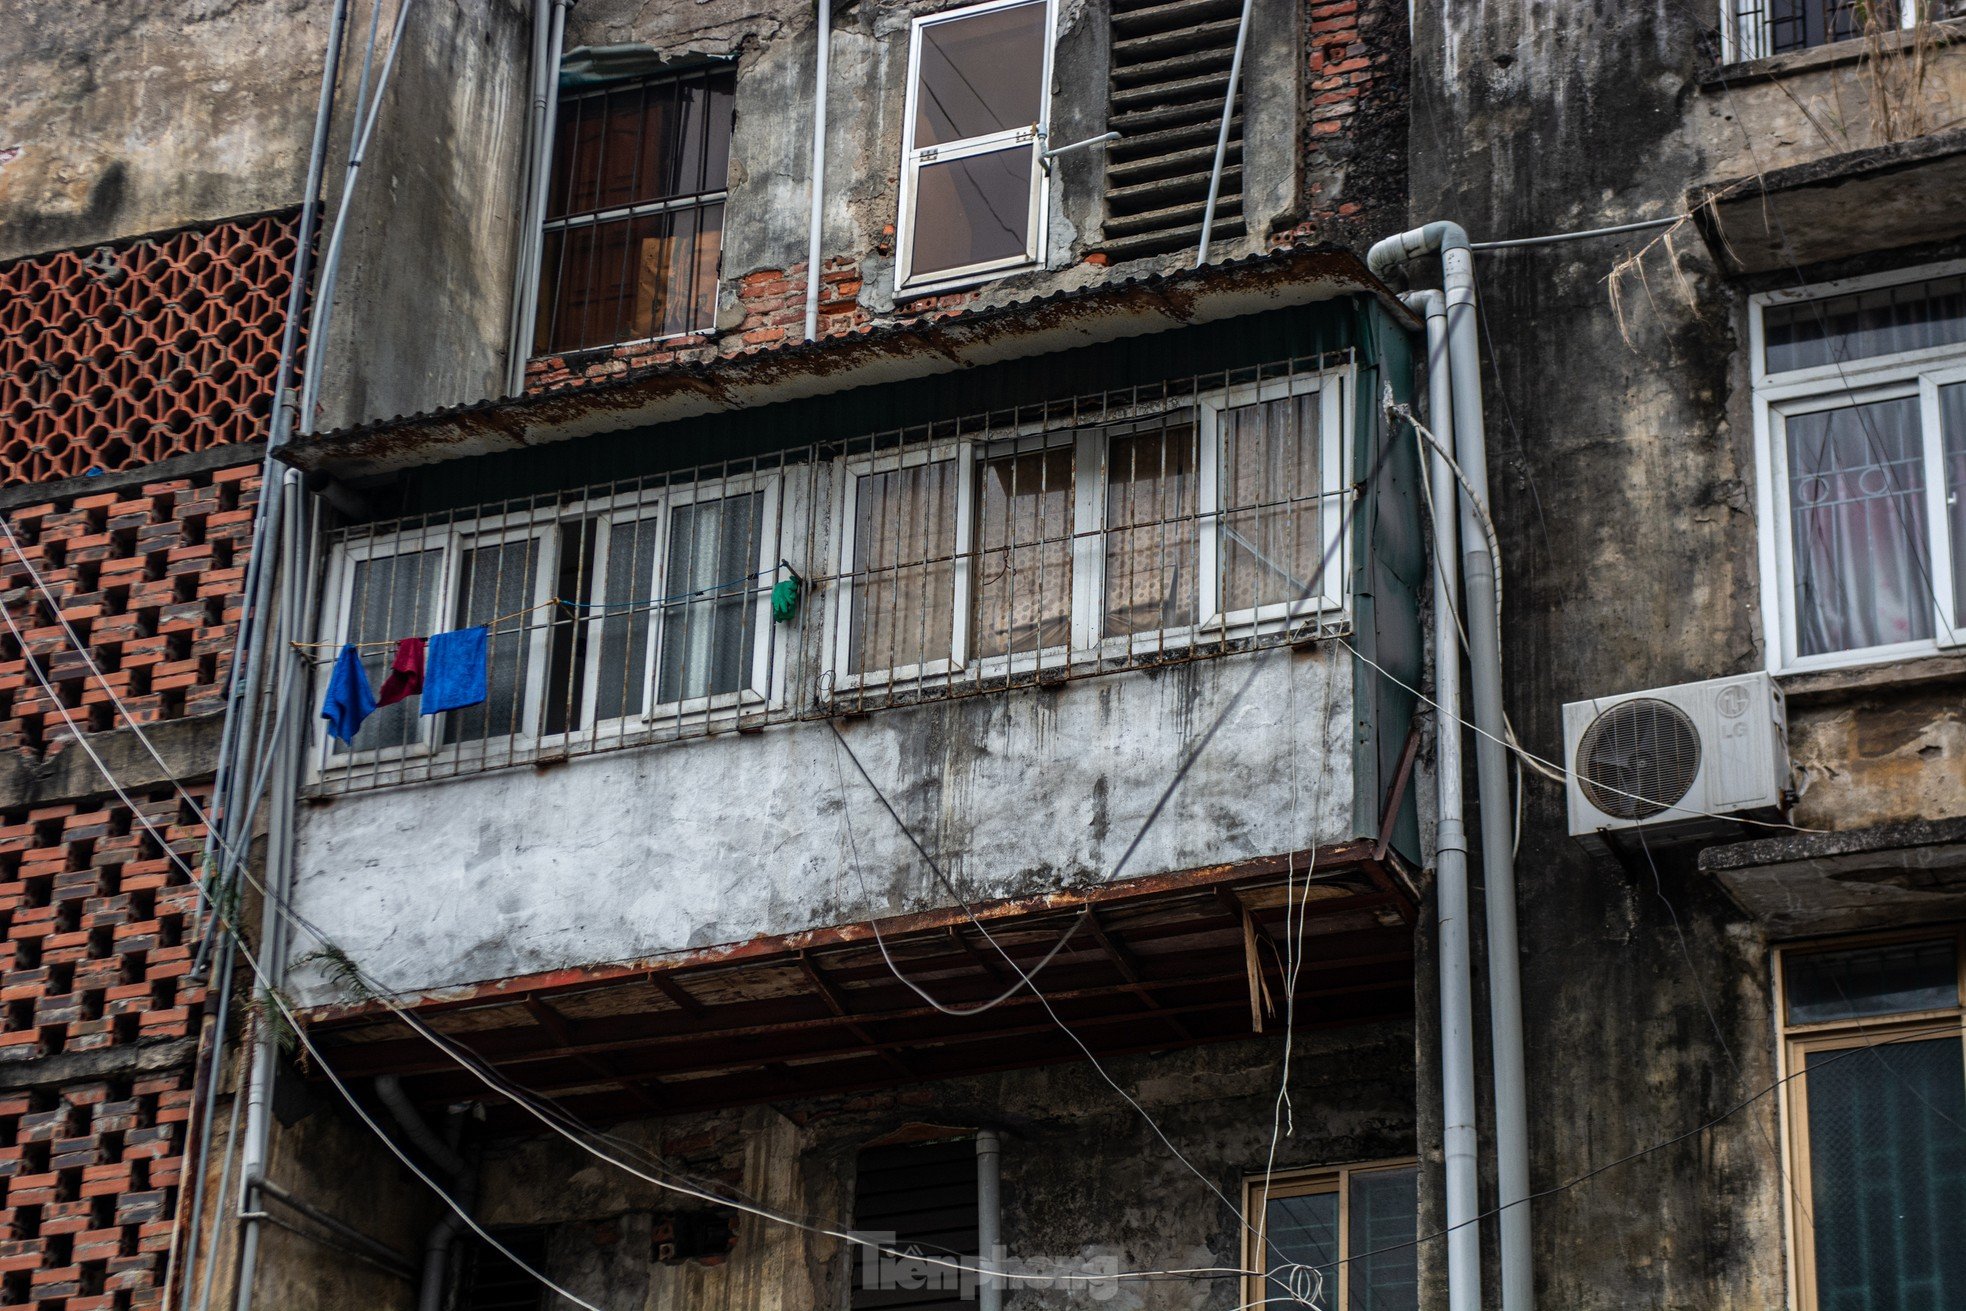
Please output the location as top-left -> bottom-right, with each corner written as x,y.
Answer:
1563,672 -> 1791,850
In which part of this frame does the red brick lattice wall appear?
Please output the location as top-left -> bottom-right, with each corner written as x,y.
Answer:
0,466 -> 259,760
0,212 -> 299,485
0,461 -> 256,1309
0,788 -> 207,1311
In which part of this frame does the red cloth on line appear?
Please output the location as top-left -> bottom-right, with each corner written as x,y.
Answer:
375,637 -> 426,707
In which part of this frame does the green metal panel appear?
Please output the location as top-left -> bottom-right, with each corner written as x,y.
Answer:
1347,299 -> 1423,865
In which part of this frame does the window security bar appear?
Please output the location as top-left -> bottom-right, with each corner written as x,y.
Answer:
307,351 -> 1359,797
1040,130 -> 1121,170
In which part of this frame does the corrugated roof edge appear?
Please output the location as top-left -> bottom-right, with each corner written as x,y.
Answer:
281,242 -> 1413,481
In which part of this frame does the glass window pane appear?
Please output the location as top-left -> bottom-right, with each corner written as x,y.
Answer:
1765,273 -> 1966,373
910,147 -> 1034,280
1219,390 -> 1327,615
1349,1167 -> 1419,1311
1942,383 -> 1966,628
1104,422 -> 1197,638
542,521 -> 599,737
1804,1036 -> 1966,1310
1787,940 -> 1960,1025
850,462 -> 958,675
971,446 -> 1072,659
1262,1187 -> 1338,1310
913,2 -> 1046,147
594,516 -> 662,722
658,493 -> 763,704
445,538 -> 540,745
596,82 -> 651,210
1785,397 -> 1933,657
336,549 -> 441,753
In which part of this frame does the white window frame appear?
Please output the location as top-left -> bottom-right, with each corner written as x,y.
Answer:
312,475 -> 783,775
894,0 -> 1056,297
1199,372 -> 1350,632
1720,0 -> 1917,64
1750,260 -> 1966,674
831,440 -> 976,689
833,364 -> 1352,689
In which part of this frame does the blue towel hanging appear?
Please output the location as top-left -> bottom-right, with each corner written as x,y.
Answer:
423,626 -> 489,714
321,644 -> 377,743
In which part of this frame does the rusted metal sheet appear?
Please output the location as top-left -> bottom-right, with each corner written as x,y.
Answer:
300,846 -> 1417,1124
300,843 -> 1382,1025
276,245 -> 1413,481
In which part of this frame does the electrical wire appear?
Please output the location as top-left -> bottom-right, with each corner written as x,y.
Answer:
0,593 -> 605,1311
7,472 -> 1915,1306
1335,635 -> 1827,834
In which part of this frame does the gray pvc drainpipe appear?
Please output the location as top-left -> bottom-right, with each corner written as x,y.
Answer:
802,0 -> 832,341
505,0 -> 553,394
975,1131 -> 1002,1311
1401,288 -> 1482,1311
509,0 -> 571,390
376,1078 -> 477,1311
1371,222 -> 1532,1311
296,0 -> 419,428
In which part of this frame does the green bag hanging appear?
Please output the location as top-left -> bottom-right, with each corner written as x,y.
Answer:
770,573 -> 802,624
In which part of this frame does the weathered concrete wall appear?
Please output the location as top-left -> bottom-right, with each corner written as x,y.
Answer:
0,0 -> 326,260
313,0 -> 532,431
467,1022 -> 1416,1311
288,650 -> 1358,1001
1406,5 -> 1966,1310
525,0 -> 1412,391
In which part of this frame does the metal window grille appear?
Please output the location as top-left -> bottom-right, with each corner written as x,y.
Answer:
1727,0 -> 1905,60
533,68 -> 734,355
307,352 -> 1355,797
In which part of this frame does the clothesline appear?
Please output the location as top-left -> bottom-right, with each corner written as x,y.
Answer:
290,564 -> 789,655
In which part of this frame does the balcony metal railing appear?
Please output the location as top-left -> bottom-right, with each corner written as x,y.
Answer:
305,351 -> 1358,796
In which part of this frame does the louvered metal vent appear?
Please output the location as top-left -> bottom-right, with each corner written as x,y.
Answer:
850,1138 -> 980,1311
1577,698 -> 1702,822
1102,0 -> 1246,261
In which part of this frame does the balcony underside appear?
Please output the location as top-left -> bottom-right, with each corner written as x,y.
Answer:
301,844 -> 1419,1128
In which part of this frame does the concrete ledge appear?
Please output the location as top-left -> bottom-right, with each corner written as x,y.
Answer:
1690,127 -> 1966,274
1698,19 -> 1966,88
1777,652 -> 1966,705
1702,816 -> 1966,937
0,442 -> 265,514
0,710 -> 228,810
0,1036 -> 198,1091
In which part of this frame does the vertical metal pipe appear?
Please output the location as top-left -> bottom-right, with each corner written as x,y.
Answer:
297,0 -> 420,430
181,0 -> 350,1301
803,0 -> 833,341
975,1130 -> 1002,1311
1402,288 -> 1481,1311
1194,0 -> 1252,266
505,0 -> 554,394
232,473 -> 312,1311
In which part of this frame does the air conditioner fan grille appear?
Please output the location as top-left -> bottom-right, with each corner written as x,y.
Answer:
1578,697 -> 1701,821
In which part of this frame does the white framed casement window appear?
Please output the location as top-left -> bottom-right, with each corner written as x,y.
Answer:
1720,0 -> 1915,63
895,0 -> 1055,295
313,475 -> 781,774
1750,263 -> 1966,673
834,365 -> 1351,687
1242,1160 -> 1419,1311
1773,930 -> 1966,1311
